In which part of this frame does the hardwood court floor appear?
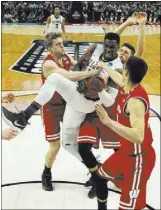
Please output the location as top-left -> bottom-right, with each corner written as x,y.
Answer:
2,26 -> 160,95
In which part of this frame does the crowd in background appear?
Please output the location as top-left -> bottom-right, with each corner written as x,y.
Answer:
2,1 -> 161,24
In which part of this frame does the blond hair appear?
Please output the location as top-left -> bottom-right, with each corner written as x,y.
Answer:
44,32 -> 62,50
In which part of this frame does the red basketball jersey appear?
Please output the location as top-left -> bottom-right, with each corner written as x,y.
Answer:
117,84 -> 153,155
41,54 -> 72,104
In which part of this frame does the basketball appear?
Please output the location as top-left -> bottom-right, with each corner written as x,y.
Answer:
85,77 -> 105,99
1,2 -> 160,209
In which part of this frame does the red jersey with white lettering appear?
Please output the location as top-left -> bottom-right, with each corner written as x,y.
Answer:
117,84 -> 153,155
41,54 -> 72,104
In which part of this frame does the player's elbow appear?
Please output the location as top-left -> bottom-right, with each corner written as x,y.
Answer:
135,133 -> 144,145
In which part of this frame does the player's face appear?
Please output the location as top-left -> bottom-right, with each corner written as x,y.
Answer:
52,37 -> 64,56
103,39 -> 119,60
54,8 -> 60,17
118,46 -> 132,64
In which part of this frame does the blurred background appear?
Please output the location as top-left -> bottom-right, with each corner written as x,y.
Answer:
1,1 -> 161,24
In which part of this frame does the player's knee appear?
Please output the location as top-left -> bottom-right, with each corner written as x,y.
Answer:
62,133 -> 70,148
92,171 -> 107,185
46,73 -> 61,84
78,143 -> 92,156
62,136 -> 77,151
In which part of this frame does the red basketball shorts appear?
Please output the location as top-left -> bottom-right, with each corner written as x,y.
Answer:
97,147 -> 156,209
78,115 -> 120,149
41,103 -> 66,142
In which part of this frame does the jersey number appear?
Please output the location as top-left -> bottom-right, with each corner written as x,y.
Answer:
55,24 -> 58,28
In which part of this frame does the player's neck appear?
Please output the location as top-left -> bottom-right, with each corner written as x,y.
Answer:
101,53 -> 118,62
51,53 -> 62,62
54,14 -> 60,19
124,82 -> 138,93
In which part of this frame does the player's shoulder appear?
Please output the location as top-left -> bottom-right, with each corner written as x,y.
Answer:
60,15 -> 64,19
132,84 -> 148,97
43,59 -> 57,68
128,85 -> 149,110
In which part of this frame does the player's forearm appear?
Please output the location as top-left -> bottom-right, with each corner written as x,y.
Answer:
98,85 -> 118,107
114,20 -> 130,35
135,23 -> 145,58
106,119 -> 144,144
104,68 -> 123,87
98,88 -> 117,107
67,70 -> 98,81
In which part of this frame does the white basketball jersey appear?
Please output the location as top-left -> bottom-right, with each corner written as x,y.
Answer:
87,44 -> 123,71
48,15 -> 64,33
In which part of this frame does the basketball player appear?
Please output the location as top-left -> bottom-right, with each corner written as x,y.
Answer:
2,33 -> 117,191
45,7 -> 66,35
93,56 -> 156,210
79,12 -> 147,198
2,93 -> 18,140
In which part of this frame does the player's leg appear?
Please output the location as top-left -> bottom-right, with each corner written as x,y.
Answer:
61,104 -> 86,161
78,122 -> 100,169
2,73 -> 95,130
42,140 -> 60,191
96,150 -> 123,210
41,103 -> 65,191
99,119 -> 121,150
78,121 -> 100,198
119,148 -> 156,210
2,73 -> 75,130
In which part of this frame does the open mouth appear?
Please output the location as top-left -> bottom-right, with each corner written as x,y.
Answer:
119,55 -> 124,60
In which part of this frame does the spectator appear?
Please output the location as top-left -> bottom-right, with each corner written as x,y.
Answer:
1,1 -> 160,24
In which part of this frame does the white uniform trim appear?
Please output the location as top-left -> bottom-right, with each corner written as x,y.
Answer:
119,153 -> 142,209
78,136 -> 96,140
77,139 -> 96,143
46,133 -> 60,137
98,166 -> 115,180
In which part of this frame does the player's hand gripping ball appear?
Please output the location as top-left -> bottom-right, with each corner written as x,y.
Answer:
77,77 -> 105,100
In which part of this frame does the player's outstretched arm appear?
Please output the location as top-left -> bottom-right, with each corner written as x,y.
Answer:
95,98 -> 145,144
135,12 -> 147,58
114,12 -> 138,35
43,60 -> 100,81
97,61 -> 124,87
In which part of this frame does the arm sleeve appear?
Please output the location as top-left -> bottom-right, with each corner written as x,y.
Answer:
98,86 -> 118,107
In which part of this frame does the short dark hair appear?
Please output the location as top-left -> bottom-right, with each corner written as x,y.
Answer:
54,6 -> 60,10
44,32 -> 61,50
122,43 -> 135,55
104,32 -> 120,45
126,56 -> 148,84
